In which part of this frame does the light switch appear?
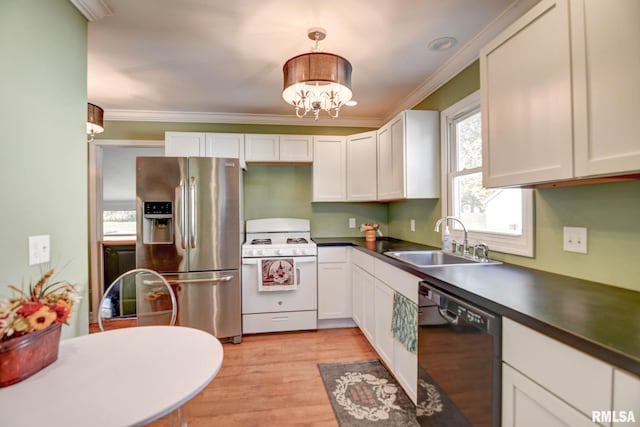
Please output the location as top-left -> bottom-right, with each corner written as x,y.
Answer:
29,235 -> 50,265
410,219 -> 416,232
348,218 -> 356,228
563,227 -> 587,254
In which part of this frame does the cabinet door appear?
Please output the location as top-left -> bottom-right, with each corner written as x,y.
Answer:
502,364 -> 596,427
613,369 -> 640,427
165,132 -> 206,156
376,124 -> 393,199
244,134 -> 279,162
318,262 -> 350,319
351,265 -> 365,328
312,136 -> 346,201
572,0 -> 640,177
480,0 -> 574,187
279,135 -> 313,162
394,338 -> 417,404
347,131 -> 377,201
374,279 -> 395,369
362,271 -> 375,344
377,116 -> 404,200
205,133 -> 244,164
388,117 -> 405,199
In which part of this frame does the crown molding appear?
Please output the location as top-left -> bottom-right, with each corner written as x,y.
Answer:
104,109 -> 384,129
70,0 -> 112,22
382,0 -> 539,122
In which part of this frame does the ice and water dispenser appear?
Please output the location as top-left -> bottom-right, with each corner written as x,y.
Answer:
142,201 -> 173,244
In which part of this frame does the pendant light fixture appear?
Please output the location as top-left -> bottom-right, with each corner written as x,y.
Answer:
282,28 -> 353,120
87,103 -> 104,142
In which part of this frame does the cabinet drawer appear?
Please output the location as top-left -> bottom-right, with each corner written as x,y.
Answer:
242,311 -> 317,334
318,247 -> 347,263
373,259 -> 419,304
503,318 -> 612,417
351,248 -> 375,271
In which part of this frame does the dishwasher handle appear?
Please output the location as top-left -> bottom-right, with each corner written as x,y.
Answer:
437,306 -> 459,326
420,281 -> 500,336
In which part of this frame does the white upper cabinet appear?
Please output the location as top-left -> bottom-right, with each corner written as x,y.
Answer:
571,0 -> 640,177
312,136 -> 347,201
165,132 -> 245,168
165,132 -> 207,156
245,134 -> 313,163
481,0 -> 640,187
376,110 -> 440,201
279,135 -> 313,162
206,133 -> 245,167
346,131 -> 377,201
244,134 -> 278,161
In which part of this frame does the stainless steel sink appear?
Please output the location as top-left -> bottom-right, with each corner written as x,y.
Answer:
384,250 -> 501,268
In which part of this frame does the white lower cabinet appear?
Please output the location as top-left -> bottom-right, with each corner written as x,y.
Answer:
502,318 -> 626,427
350,264 -> 365,328
350,248 -> 418,404
502,363 -> 595,427
613,369 -> 640,427
362,271 -> 376,344
317,247 -> 350,320
374,279 -> 395,368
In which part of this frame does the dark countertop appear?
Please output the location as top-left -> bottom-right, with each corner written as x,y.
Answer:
313,237 -> 640,376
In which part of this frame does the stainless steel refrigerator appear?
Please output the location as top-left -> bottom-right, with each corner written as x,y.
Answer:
136,156 -> 241,343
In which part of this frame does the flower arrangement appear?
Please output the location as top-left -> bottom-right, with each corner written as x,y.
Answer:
0,269 -> 80,342
359,223 -> 379,232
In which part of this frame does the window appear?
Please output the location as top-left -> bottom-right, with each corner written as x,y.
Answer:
441,91 -> 534,257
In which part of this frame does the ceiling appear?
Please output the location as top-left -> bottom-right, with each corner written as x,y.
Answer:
85,0 -> 538,127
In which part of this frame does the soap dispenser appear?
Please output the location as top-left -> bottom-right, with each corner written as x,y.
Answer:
442,226 -> 452,252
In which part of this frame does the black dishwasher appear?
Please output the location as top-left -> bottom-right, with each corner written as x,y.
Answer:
417,281 -> 501,427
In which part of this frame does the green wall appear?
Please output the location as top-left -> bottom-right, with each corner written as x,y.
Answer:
0,0 -> 89,338
388,61 -> 640,292
244,165 -> 388,237
100,121 -> 373,140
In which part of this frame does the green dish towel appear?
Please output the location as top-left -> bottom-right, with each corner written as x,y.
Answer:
391,292 -> 418,353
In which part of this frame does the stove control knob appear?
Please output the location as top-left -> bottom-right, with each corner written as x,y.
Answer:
256,249 -> 263,256
299,248 -> 307,255
276,249 -> 283,256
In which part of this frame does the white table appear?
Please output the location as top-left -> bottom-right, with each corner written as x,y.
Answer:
0,326 -> 223,426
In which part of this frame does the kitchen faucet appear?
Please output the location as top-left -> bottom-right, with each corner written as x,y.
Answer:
434,216 -> 469,255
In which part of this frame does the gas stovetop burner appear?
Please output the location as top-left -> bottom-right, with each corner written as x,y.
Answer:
287,238 -> 308,244
251,238 -> 271,245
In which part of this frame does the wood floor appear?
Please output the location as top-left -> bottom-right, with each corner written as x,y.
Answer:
89,325 -> 377,426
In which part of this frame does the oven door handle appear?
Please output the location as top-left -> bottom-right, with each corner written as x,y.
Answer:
241,257 -> 316,265
438,306 -> 459,326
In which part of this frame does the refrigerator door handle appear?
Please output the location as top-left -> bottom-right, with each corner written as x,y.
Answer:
178,180 -> 187,250
144,276 -> 233,285
189,176 -> 197,249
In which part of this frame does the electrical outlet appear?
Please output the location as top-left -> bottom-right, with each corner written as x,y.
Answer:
29,235 -> 50,265
348,218 -> 356,228
563,227 -> 587,254
410,219 -> 416,232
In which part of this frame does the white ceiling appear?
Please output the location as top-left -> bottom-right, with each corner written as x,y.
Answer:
85,0 -> 538,127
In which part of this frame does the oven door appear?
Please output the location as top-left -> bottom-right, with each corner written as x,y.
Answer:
241,255 -> 317,314
418,282 -> 501,427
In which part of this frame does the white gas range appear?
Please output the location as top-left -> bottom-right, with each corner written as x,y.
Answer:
241,218 -> 317,334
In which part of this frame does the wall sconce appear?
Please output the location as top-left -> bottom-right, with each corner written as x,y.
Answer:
87,103 -> 104,142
